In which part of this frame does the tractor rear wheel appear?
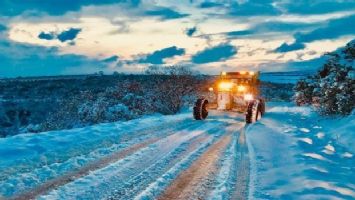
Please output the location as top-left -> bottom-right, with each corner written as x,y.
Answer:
246,100 -> 262,123
193,98 -> 208,120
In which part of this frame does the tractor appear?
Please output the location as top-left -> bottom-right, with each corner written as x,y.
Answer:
193,71 -> 265,123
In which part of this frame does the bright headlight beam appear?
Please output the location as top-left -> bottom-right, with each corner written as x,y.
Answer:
237,85 -> 246,92
244,94 -> 254,101
219,82 -> 233,90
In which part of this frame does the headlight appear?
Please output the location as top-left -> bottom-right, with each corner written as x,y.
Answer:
237,85 -> 246,92
219,82 -> 233,91
244,94 -> 254,101
208,87 -> 214,92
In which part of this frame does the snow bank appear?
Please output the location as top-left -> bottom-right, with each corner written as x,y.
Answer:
246,102 -> 355,199
319,114 -> 355,154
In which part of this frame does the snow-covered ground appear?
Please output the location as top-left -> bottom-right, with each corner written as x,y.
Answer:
247,102 -> 355,199
0,102 -> 353,199
0,110 -> 247,199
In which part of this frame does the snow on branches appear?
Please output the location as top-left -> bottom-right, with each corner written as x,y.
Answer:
294,40 -> 355,115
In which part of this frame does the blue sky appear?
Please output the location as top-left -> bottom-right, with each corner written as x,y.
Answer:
0,0 -> 354,77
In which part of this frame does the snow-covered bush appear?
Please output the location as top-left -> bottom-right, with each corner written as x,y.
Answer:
294,40 -> 355,115
145,65 -> 200,114
106,103 -> 132,121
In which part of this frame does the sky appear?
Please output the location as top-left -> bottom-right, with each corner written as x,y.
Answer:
0,0 -> 354,77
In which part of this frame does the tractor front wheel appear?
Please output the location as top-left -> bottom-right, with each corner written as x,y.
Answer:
193,98 -> 208,120
246,99 -> 264,123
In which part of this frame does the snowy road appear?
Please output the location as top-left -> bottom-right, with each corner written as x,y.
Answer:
2,103 -> 353,200
1,110 -> 251,200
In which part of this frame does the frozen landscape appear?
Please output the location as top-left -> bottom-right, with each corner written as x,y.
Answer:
0,102 -> 354,199
0,0 -> 354,199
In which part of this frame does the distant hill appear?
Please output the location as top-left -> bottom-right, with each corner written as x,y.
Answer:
260,71 -> 315,84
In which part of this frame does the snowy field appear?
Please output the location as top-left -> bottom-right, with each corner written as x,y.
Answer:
0,102 -> 354,199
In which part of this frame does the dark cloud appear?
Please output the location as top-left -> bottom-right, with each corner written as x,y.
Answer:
227,30 -> 254,36
191,43 -> 237,64
275,42 -> 305,53
145,7 -> 189,20
102,55 -> 119,63
199,2 -> 224,8
226,21 -> 320,37
282,0 -> 355,15
139,46 -> 185,64
293,15 -> 355,44
185,27 -> 197,37
38,31 -> 56,40
38,28 -> 81,42
0,39 -> 104,77
274,14 -> 355,52
0,24 -> 6,32
229,1 -> 280,16
57,28 -> 81,42
0,0 -> 140,16
255,22 -> 318,32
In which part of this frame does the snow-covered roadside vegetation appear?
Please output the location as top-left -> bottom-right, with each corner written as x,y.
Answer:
0,66 -> 293,137
246,102 -> 355,199
0,66 -> 205,137
294,40 -> 354,115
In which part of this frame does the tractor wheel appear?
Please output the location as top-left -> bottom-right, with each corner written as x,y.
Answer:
246,100 -> 261,123
259,98 -> 266,116
193,98 -> 208,120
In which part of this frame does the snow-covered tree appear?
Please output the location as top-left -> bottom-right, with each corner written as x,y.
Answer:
294,40 -> 355,115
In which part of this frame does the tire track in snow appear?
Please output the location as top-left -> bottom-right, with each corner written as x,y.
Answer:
11,137 -> 159,200
207,129 -> 240,200
38,121 -> 227,199
230,127 -> 250,200
107,132 -> 213,199
0,117 -> 193,183
157,132 -> 233,200
203,124 -> 250,200
10,120 -> 201,200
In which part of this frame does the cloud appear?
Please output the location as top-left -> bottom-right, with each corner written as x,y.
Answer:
38,31 -> 56,40
274,14 -> 355,52
0,24 -> 6,32
282,0 -> 355,15
229,1 -> 280,16
227,30 -> 254,36
226,21 -> 320,39
110,20 -> 130,34
101,55 -> 119,63
0,39 -> 106,77
199,2 -> 224,8
145,7 -> 189,20
38,28 -> 81,42
293,15 -> 355,44
57,28 -> 81,42
139,46 -> 185,64
185,26 -> 197,37
191,44 -> 237,64
275,42 -> 305,53
0,0 -> 139,16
